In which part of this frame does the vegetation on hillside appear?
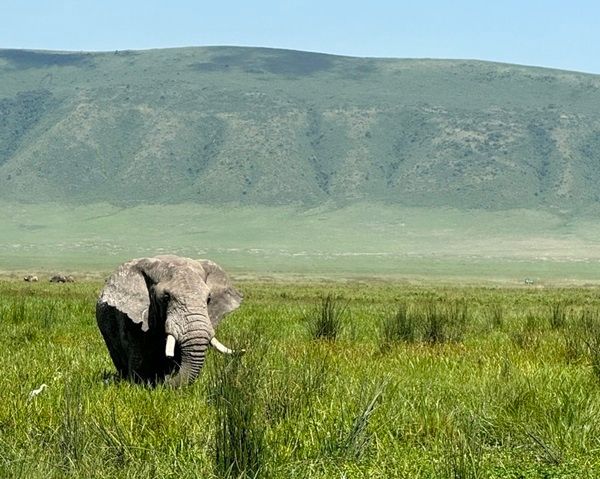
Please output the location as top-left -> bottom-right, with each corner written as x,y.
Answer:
1,47 -> 600,212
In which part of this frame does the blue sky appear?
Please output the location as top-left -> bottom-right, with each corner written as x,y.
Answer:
2,0 -> 599,74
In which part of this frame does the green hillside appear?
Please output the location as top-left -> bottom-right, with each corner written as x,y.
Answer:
2,46 -> 600,212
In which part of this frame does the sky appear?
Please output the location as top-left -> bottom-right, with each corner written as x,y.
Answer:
2,0 -> 600,74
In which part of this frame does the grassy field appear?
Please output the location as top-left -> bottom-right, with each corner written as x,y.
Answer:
2,201 -> 600,283
2,279 -> 600,478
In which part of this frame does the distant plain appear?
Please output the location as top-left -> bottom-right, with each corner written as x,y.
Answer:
1,201 -> 599,283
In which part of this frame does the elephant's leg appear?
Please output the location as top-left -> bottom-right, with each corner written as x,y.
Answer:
96,303 -> 129,377
97,303 -> 168,384
123,323 -> 154,382
123,319 -> 168,384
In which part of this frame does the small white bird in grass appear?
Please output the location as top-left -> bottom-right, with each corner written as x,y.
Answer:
28,383 -> 48,400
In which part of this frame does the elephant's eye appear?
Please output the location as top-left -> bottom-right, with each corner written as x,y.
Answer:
207,295 -> 211,304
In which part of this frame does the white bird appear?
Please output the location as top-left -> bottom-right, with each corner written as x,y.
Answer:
28,383 -> 48,400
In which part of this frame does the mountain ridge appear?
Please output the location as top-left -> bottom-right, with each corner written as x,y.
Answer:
1,46 -> 600,214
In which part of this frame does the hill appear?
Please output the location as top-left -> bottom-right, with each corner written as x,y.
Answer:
2,46 -> 600,212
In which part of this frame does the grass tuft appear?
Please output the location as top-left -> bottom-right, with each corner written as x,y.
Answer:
487,303 -> 504,329
422,299 -> 469,344
511,312 -> 542,350
211,350 -> 266,478
341,382 -> 386,459
306,294 -> 347,341
264,350 -> 330,424
438,426 -> 484,479
380,302 -> 417,344
58,380 -> 88,471
549,301 -> 567,330
581,308 -> 600,382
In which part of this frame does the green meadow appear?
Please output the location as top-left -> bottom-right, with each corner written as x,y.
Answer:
2,279 -> 600,478
2,201 -> 600,283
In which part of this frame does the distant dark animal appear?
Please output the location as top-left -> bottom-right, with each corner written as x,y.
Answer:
49,274 -> 75,283
23,275 -> 38,282
96,255 -> 243,387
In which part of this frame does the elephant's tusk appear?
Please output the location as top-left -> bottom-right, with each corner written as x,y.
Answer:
165,334 -> 176,357
210,336 -> 236,355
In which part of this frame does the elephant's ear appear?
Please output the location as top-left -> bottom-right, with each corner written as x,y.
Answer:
199,260 -> 243,327
99,261 -> 152,331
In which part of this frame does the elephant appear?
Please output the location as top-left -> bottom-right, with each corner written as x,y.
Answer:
96,255 -> 242,387
50,274 -> 74,283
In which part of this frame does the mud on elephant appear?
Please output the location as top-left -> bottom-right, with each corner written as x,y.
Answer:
96,255 -> 243,387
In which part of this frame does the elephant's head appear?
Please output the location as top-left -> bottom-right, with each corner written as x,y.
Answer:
98,255 -> 242,386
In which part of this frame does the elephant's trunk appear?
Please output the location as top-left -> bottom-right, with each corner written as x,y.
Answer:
166,313 -> 212,387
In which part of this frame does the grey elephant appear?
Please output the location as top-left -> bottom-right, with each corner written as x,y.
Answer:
50,274 -> 74,283
96,255 -> 242,387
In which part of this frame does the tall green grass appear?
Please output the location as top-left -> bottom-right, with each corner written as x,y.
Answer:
549,301 -> 568,330
306,294 -> 347,341
380,302 -> 416,344
211,353 -> 265,479
1,280 -> 600,477
380,299 -> 469,345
